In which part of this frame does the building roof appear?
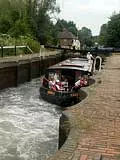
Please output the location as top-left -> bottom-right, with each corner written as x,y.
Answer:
59,28 -> 77,39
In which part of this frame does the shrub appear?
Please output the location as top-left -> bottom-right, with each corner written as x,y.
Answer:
0,34 -> 40,56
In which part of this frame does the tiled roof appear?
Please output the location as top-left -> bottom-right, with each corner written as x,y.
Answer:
59,28 -> 77,39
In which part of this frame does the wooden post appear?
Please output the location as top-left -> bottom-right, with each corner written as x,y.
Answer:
29,60 -> 32,82
15,45 -> 17,56
16,63 -> 19,87
1,46 -> 3,57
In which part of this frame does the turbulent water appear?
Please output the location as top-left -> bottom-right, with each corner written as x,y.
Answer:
0,79 -> 62,160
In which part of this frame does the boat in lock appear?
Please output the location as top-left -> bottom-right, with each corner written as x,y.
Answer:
39,57 -> 93,107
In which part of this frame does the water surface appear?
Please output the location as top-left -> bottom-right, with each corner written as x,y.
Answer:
0,79 -> 61,160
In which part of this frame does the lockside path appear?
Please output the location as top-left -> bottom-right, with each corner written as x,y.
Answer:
48,54 -> 120,160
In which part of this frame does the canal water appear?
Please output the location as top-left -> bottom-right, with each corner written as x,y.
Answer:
0,79 -> 62,160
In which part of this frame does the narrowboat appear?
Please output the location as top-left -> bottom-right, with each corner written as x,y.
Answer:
39,57 -> 93,107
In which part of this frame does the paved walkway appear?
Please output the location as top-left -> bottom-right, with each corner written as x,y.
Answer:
48,54 -> 120,160
70,54 -> 120,160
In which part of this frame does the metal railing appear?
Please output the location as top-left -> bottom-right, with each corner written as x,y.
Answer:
0,45 -> 33,57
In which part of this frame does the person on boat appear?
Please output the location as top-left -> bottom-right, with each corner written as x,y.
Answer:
48,74 -> 65,91
42,77 -> 48,88
82,75 -> 88,86
79,77 -> 87,87
49,76 -> 57,91
86,52 -> 94,62
54,72 -> 60,81
61,76 -> 68,91
72,76 -> 87,91
55,79 -> 65,91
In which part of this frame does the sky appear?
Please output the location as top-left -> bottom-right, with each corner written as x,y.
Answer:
55,0 -> 120,36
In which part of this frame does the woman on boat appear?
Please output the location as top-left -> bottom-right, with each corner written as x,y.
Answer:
72,76 -> 87,91
49,76 -> 57,91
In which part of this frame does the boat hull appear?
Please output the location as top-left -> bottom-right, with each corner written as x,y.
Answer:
39,87 -> 80,107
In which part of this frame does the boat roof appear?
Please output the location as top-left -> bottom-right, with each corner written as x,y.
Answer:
48,58 -> 93,72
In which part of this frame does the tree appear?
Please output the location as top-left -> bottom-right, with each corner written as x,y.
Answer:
78,27 -> 93,48
29,0 -> 60,44
67,21 -> 78,36
0,17 -> 11,34
106,13 -> 120,47
99,13 -> 120,48
0,0 -> 59,44
98,24 -> 108,46
55,19 -> 77,36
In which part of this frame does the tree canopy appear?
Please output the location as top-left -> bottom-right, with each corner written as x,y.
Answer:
0,0 -> 59,44
99,13 -> 120,48
0,0 -> 94,49
1,0 -> 120,50
78,27 -> 93,48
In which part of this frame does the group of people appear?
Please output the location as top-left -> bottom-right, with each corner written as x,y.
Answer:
42,71 -> 89,92
48,73 -> 88,92
48,74 -> 68,91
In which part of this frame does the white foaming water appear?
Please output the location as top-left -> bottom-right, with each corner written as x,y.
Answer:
0,79 -> 62,160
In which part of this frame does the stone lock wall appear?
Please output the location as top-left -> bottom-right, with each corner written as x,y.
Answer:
0,55 -> 63,90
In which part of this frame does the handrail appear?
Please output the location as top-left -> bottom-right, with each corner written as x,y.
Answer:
93,56 -> 102,72
0,45 -> 33,57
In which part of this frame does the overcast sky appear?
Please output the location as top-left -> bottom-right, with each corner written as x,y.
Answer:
56,0 -> 120,36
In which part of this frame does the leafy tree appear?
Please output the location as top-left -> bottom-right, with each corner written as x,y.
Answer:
0,0 -> 94,48
8,20 -> 31,37
0,0 -> 59,44
67,21 -> 78,37
0,17 -> 11,34
26,0 -> 60,44
55,19 -> 77,36
98,24 -> 108,46
78,27 -> 93,48
99,13 -> 120,48
106,13 -> 120,47
55,19 -> 67,31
